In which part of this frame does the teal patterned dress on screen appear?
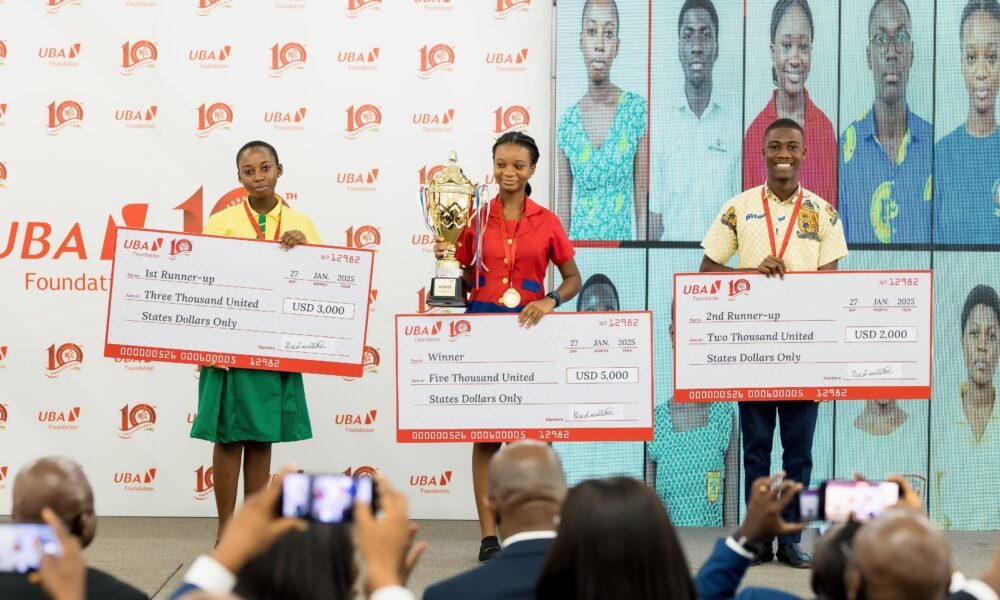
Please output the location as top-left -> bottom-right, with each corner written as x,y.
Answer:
557,90 -> 647,240
647,401 -> 733,526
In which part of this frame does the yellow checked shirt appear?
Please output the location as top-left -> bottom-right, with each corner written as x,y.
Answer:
204,196 -> 321,244
701,185 -> 847,271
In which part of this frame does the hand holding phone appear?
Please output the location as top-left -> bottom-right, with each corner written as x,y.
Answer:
280,473 -> 378,523
0,523 -> 61,574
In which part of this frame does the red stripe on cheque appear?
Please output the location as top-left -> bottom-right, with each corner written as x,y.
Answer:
676,386 -> 931,402
104,343 -> 363,377
398,427 -> 653,443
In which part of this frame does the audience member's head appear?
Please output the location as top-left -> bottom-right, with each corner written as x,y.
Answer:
233,523 -> 355,600
12,456 -> 97,548
811,520 -> 863,600
535,477 -> 697,600
487,440 -> 567,538
846,508 -> 952,600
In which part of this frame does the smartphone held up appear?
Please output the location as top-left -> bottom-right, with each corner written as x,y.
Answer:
280,473 -> 378,524
795,480 -> 901,523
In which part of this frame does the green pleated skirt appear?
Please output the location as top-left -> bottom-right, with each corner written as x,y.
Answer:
191,368 -> 312,443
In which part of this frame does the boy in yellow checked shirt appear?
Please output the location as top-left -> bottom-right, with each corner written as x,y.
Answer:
699,118 -> 848,568
191,140 -> 321,542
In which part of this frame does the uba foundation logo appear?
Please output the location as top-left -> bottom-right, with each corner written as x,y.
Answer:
495,0 -> 530,18
194,465 -> 214,499
405,320 -> 443,339
336,168 -> 379,192
346,0 -> 380,17
123,237 -> 163,256
196,102 -> 234,137
46,100 -> 84,135
115,105 -> 157,129
336,408 -> 377,433
119,404 -> 156,439
344,104 -> 381,139
413,109 -> 454,133
493,105 -> 530,136
170,238 -> 193,258
338,47 -> 379,71
681,279 -> 721,299
410,470 -> 452,494
343,466 -> 378,479
114,468 -> 156,492
264,107 -> 307,131
727,278 -> 751,299
448,319 -> 471,340
38,43 -> 81,67
270,42 -> 307,77
38,407 -> 81,431
189,45 -> 231,68
45,342 -> 83,377
418,44 -> 455,78
120,41 -> 157,75
344,225 -> 381,250
197,0 -> 232,15
487,48 -> 529,72
47,0 -> 81,13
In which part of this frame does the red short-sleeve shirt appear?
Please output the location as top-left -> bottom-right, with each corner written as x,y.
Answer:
455,196 -> 575,308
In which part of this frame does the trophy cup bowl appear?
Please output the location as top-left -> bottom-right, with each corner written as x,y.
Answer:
424,151 -> 478,307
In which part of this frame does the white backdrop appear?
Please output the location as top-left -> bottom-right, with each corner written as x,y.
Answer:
0,0 -> 551,518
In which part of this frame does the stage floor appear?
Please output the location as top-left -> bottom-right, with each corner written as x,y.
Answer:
39,517 -> 1000,598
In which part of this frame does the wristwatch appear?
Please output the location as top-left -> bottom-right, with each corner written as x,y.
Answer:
545,291 -> 562,307
730,533 -> 762,555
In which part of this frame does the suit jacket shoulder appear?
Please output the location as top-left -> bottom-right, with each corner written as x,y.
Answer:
424,538 -> 552,600
0,567 -> 148,600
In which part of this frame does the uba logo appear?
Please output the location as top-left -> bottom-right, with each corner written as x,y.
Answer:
196,102 -> 234,137
344,104 -> 381,139
410,470 -> 452,494
45,342 -> 83,377
336,409 -> 377,433
486,48 -> 529,71
47,0 -> 81,13
338,48 -> 379,71
38,407 -> 81,430
197,0 -> 232,15
120,41 -> 157,75
124,237 -> 163,253
194,465 -> 214,499
189,45 -> 231,68
38,43 -> 81,63
344,225 -> 381,250
114,468 -> 156,488
46,100 -> 84,135
405,320 -> 443,337
495,0 -> 530,18
412,109 -> 454,131
343,466 -> 378,479
682,279 -> 721,296
270,42 -> 307,77
170,238 -> 193,258
119,403 -> 156,438
346,0 -> 380,17
418,44 -> 455,78
493,105 -> 530,136
337,169 -> 379,189
115,105 -> 157,129
727,278 -> 751,299
265,107 -> 307,132
449,319 -> 471,339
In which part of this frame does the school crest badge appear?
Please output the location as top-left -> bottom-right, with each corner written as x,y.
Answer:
706,470 -> 721,504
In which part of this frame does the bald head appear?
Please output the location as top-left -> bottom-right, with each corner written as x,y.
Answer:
850,509 -> 951,600
487,441 -> 566,536
12,457 -> 96,547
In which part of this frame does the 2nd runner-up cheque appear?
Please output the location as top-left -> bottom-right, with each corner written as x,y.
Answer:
395,312 -> 654,443
104,228 -> 374,377
674,271 -> 932,402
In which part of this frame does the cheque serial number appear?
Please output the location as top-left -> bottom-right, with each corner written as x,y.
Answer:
471,430 -> 528,441
410,431 -> 468,441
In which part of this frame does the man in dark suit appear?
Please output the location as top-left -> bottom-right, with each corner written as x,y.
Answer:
0,456 -> 148,600
424,440 -> 566,600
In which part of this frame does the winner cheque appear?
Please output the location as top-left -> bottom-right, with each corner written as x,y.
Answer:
395,312 -> 653,443
674,271 -> 932,402
105,228 -> 373,377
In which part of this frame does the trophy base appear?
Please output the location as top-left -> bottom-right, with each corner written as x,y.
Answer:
427,277 -> 467,308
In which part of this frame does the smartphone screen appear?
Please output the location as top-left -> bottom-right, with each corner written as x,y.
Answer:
798,489 -> 820,522
281,473 -> 377,523
823,481 -> 900,522
0,524 -> 61,573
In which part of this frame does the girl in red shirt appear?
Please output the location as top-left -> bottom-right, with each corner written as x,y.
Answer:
435,132 -> 582,560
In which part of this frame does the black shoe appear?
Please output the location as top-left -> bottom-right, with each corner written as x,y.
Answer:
478,536 -> 501,562
750,540 -> 774,566
776,543 -> 812,568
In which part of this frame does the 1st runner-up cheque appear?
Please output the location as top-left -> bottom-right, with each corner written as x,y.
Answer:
395,312 -> 654,443
674,271 -> 932,402
104,228 -> 374,377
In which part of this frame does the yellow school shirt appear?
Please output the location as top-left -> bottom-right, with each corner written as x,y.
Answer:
204,196 -> 321,244
701,184 -> 847,272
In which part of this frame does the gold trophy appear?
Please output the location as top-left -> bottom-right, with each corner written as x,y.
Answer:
421,151 -> 481,307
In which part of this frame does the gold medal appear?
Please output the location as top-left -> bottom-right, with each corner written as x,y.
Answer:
501,288 -> 521,308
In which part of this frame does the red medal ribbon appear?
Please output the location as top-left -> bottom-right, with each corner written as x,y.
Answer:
243,197 -> 283,241
761,186 -> 803,260
495,196 -> 524,288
